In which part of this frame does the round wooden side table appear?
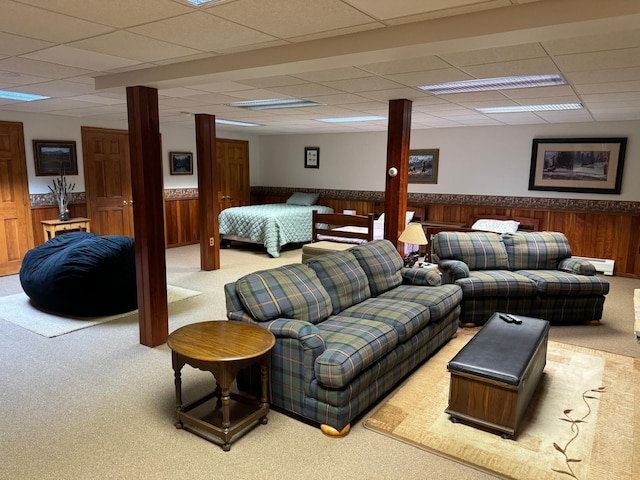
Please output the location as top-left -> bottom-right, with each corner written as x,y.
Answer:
167,320 -> 275,451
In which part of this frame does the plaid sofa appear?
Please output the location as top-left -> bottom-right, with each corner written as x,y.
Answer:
224,239 -> 462,435
432,231 -> 610,326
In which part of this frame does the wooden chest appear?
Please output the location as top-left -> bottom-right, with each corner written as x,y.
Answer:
445,313 -> 549,437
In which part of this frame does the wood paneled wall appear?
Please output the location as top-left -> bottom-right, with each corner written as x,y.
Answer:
29,194 -> 640,278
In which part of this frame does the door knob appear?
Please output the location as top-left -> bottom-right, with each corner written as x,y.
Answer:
122,200 -> 128,206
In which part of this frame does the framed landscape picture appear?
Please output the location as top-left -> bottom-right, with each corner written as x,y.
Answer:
408,149 -> 439,184
169,151 -> 193,175
33,140 -> 78,176
529,138 -> 627,194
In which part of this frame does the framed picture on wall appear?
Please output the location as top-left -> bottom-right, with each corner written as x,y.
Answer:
528,137 -> 626,194
304,147 -> 319,168
169,151 -> 193,175
408,149 -> 439,184
33,140 -> 78,176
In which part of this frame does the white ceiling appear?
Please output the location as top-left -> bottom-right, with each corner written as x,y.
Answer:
1,0 -> 640,134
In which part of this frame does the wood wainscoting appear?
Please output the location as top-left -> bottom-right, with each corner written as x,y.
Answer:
28,190 -> 640,278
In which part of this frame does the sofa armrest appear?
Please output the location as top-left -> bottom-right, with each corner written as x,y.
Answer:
263,318 -> 325,349
401,267 -> 442,286
438,259 -> 470,283
558,257 -> 597,276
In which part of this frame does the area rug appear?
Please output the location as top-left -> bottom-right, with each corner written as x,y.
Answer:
364,329 -> 640,480
0,285 -> 201,338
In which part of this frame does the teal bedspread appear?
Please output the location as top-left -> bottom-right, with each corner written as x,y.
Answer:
219,204 -> 333,257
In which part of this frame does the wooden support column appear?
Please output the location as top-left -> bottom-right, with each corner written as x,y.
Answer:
384,99 -> 412,252
194,114 -> 220,271
126,86 -> 168,347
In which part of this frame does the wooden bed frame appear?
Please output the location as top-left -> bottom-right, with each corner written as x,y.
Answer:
311,211 -> 375,242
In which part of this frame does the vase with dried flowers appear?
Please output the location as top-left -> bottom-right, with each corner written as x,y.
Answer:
48,170 -> 75,221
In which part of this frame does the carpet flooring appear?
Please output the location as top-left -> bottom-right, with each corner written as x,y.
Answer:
364,328 -> 640,480
0,285 -> 201,337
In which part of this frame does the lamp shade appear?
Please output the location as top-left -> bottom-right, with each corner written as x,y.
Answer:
398,222 -> 428,246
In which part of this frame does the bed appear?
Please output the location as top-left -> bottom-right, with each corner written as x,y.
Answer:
218,195 -> 333,257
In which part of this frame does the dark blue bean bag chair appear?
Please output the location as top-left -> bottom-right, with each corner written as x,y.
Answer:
20,232 -> 137,317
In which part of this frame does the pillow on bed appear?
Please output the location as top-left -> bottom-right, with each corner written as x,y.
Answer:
471,218 -> 520,233
375,211 -> 414,224
286,192 -> 319,205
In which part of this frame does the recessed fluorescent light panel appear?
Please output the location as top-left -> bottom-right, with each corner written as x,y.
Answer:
476,103 -> 583,114
0,90 -> 50,101
215,119 -> 261,127
184,0 -> 224,6
227,98 -> 323,110
316,116 -> 386,123
419,74 -> 566,94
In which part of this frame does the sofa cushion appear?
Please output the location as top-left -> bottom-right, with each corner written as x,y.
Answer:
350,239 -> 403,296
433,232 -> 509,270
502,232 -> 572,270
378,284 -> 463,322
517,270 -> 611,296
315,317 -> 398,388
340,298 -> 429,343
235,264 -> 332,323
454,271 -> 538,297
305,251 -> 371,315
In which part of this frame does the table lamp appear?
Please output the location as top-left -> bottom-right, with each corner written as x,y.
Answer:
398,222 -> 428,267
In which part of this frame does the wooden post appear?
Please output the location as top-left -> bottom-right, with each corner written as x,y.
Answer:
384,99 -> 412,252
126,85 -> 168,347
194,114 -> 220,271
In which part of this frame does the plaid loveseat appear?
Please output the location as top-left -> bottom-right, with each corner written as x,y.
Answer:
224,239 -> 462,436
432,231 -> 610,326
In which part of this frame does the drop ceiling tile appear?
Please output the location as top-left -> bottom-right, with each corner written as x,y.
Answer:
534,110 -> 594,123
188,81 -> 255,93
130,12 -> 277,52
16,80 -> 95,97
357,87 -> 428,101
209,0 -> 376,39
306,93 -> 373,105
18,0 -> 193,28
0,2 -> 113,43
543,29 -> 640,55
23,46 -> 140,72
358,56 -> 451,75
288,23 -> 382,43
439,43 -> 547,66
0,57 -> 91,80
223,89 -> 292,101
2,97 -> 101,112
0,32 -> 53,56
565,67 -> 640,85
237,76 -> 306,89
321,76 -> 404,93
390,68 -> 473,87
293,67 -> 372,83
70,32 -> 203,63
463,58 -> 560,78
581,92 -> 640,103
269,83 -> 345,97
159,87 -> 212,98
555,48 -> 640,73
345,0 -> 504,21
47,105 -> 126,117
503,85 -> 576,99
575,81 -> 640,95
69,94 -> 125,105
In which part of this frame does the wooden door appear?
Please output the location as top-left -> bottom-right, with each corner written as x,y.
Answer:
216,139 -> 249,211
82,127 -> 134,236
0,121 -> 34,275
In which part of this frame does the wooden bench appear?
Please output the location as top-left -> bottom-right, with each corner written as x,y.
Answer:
445,312 -> 550,437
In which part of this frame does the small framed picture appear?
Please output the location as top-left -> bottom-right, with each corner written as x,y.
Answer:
169,151 -> 193,175
33,140 -> 78,176
408,149 -> 439,184
305,147 -> 320,168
